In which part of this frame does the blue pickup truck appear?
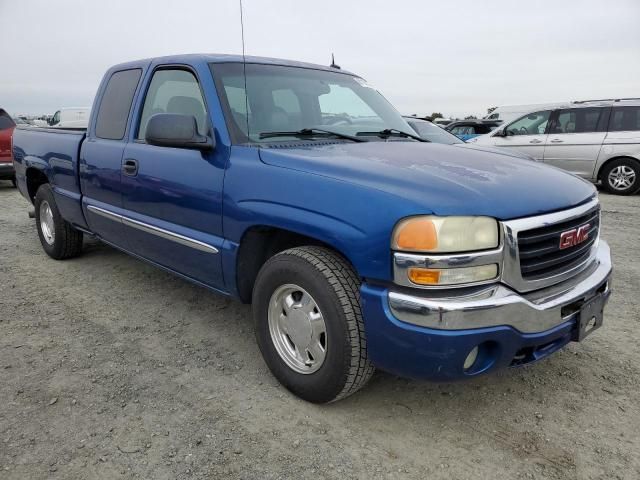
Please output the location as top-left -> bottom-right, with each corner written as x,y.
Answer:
13,54 -> 612,403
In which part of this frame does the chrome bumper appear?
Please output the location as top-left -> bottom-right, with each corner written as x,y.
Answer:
388,241 -> 612,334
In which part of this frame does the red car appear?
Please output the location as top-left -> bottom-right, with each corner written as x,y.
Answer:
0,109 -> 16,187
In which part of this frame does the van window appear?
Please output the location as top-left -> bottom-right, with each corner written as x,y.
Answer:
95,69 -> 142,140
505,111 -> 550,136
609,106 -> 640,132
138,69 -> 207,140
551,108 -> 604,134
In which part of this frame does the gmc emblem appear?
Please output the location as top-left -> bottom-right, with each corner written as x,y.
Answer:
559,224 -> 590,249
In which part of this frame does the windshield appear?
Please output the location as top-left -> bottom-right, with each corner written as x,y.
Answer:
406,119 -> 463,144
211,63 -> 415,144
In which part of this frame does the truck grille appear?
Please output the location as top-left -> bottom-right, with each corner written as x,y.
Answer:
517,207 -> 600,280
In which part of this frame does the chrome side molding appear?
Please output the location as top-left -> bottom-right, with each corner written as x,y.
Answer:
86,205 -> 219,254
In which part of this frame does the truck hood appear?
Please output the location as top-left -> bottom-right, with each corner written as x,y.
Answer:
258,141 -> 596,220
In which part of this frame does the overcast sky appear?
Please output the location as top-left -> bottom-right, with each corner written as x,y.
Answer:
1,0 -> 639,118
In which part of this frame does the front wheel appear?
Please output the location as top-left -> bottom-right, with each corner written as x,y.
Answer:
34,184 -> 83,259
253,246 -> 374,403
601,158 -> 640,195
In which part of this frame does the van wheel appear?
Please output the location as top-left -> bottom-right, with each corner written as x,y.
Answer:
34,184 -> 83,259
253,246 -> 374,403
601,158 -> 640,195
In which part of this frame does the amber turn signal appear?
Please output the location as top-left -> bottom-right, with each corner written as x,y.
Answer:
393,218 -> 438,251
408,268 -> 441,285
408,265 -> 498,286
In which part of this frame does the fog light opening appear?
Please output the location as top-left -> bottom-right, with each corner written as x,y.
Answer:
463,346 -> 479,371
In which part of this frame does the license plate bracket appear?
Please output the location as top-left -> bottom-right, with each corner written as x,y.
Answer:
573,293 -> 604,342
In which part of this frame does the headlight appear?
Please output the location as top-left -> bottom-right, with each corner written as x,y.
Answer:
392,216 -> 499,253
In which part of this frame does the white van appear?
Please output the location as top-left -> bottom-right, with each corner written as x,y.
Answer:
484,103 -> 566,124
473,100 -> 640,195
49,107 -> 90,128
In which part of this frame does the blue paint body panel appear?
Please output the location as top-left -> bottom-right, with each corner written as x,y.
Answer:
11,54 -> 598,382
361,284 -> 574,380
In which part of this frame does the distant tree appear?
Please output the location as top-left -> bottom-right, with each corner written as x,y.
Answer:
429,112 -> 443,120
464,115 -> 478,120
486,106 -> 498,115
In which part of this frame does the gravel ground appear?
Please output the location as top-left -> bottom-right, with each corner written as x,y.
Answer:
0,181 -> 638,480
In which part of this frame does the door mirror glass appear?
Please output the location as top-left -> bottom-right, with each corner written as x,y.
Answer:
145,113 -> 214,150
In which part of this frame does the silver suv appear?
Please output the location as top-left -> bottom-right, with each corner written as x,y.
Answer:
471,99 -> 640,195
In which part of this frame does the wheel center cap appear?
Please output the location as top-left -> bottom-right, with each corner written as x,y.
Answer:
284,309 -> 312,347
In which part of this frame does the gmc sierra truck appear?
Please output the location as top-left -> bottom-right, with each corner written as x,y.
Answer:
13,54 -> 612,403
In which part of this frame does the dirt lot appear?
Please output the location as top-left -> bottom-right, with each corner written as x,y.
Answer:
0,181 -> 638,480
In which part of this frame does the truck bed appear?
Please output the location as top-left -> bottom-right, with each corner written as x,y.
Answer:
12,126 -> 88,229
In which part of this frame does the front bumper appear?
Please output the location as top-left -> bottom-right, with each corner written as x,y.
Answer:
0,161 -> 14,179
361,241 -> 612,381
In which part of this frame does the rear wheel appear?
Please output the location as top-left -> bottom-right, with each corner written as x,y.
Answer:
253,246 -> 374,403
34,184 -> 83,259
601,158 -> 640,195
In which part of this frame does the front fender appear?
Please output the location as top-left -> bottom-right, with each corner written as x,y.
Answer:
222,147 -> 428,291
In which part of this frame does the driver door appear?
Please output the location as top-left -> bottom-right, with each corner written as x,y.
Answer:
120,67 -> 226,290
491,110 -> 552,160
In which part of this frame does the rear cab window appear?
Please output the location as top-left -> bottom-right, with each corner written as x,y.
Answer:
95,69 -> 142,140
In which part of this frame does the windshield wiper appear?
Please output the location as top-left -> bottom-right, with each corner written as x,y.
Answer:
258,128 -> 367,142
356,128 -> 429,142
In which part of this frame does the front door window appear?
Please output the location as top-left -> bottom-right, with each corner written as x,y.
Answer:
506,111 -> 551,136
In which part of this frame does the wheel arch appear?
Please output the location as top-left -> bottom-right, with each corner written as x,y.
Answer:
597,155 -> 640,181
234,224 -> 358,304
25,166 -> 50,203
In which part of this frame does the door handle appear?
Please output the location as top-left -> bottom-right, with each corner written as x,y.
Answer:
123,158 -> 138,176
550,139 -> 563,143
529,139 -> 542,144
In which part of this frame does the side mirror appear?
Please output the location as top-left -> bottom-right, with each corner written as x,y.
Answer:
495,128 -> 509,137
145,113 -> 214,150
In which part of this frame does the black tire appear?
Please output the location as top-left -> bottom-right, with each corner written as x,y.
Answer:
253,246 -> 374,403
11,176 -> 17,188
600,158 -> 640,195
34,184 -> 83,259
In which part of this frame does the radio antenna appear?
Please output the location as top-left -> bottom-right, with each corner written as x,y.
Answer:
239,0 -> 250,141
330,53 -> 341,70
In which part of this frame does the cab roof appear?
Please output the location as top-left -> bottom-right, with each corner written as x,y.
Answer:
109,53 -> 357,76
